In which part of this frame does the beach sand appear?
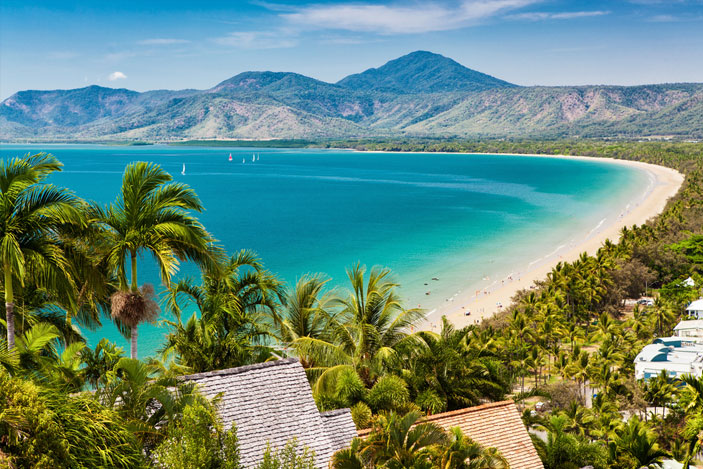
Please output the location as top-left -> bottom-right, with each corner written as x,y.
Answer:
417,154 -> 684,331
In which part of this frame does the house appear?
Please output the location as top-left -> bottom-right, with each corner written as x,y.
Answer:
181,358 -> 357,469
685,299 -> 703,319
634,338 -> 703,380
358,401 -> 544,469
674,319 -> 703,340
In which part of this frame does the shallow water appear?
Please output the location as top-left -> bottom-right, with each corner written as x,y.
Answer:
0,145 -> 648,357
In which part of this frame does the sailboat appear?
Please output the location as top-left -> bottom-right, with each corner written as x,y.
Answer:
256,153 -> 260,161
252,154 -> 255,163
181,163 -> 186,175
242,158 -> 245,164
228,153 -> 233,162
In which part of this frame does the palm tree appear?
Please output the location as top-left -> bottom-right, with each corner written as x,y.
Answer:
612,416 -> 669,468
0,153 -> 83,349
293,263 -> 426,389
161,250 -> 281,372
278,274 -> 335,345
432,427 -> 508,468
531,415 -> 607,469
343,411 -> 449,468
99,357 -> 202,450
92,161 -> 220,358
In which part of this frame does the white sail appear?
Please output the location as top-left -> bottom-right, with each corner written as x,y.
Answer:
181,163 -> 186,175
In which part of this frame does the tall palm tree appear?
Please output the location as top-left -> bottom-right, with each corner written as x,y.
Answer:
0,153 -> 83,349
293,263 -> 426,389
92,161 -> 220,358
161,250 -> 281,372
278,274 -> 335,343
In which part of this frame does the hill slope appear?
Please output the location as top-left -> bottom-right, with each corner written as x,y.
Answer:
1,51 -> 701,141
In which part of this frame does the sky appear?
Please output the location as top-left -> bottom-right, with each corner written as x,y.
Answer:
1,0 -> 702,99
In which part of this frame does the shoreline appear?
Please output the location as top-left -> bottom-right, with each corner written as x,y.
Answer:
396,153 -> 684,330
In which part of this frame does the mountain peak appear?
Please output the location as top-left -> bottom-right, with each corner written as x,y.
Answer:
337,50 -> 516,94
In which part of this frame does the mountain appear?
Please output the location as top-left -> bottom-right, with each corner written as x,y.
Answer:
1,51 -> 702,141
337,51 -> 516,93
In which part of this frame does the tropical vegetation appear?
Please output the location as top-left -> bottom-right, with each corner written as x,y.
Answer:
2,139 -> 703,467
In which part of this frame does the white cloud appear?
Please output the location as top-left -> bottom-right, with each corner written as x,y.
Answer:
508,10 -> 609,21
212,31 -> 297,49
108,71 -> 127,81
137,38 -> 191,45
281,0 -> 538,34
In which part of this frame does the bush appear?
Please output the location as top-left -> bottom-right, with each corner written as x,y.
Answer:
367,375 -> 410,412
257,439 -> 315,469
153,400 -> 240,469
0,370 -> 144,468
350,402 -> 372,429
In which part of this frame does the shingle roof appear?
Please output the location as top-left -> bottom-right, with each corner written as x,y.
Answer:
181,358 -> 356,468
358,401 -> 543,469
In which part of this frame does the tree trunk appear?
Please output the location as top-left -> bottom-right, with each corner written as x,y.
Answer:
131,324 -> 138,359
5,267 -> 14,349
5,301 -> 14,350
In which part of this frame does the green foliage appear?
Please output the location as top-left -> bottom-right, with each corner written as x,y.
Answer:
161,250 -> 280,372
367,375 -> 410,412
611,416 -> 669,468
531,415 -> 608,469
333,410 -> 507,469
350,402 -> 373,429
153,400 -> 241,469
257,439 -> 315,469
0,370 -> 144,468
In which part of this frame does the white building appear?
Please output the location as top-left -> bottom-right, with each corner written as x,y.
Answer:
634,337 -> 703,380
674,319 -> 703,340
685,299 -> 703,319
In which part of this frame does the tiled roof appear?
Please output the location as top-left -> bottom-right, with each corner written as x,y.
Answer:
358,401 -> 543,469
181,358 -> 355,468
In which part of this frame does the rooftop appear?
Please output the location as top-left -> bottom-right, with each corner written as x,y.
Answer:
686,299 -> 703,311
675,319 -> 703,330
181,358 -> 356,469
358,401 -> 543,469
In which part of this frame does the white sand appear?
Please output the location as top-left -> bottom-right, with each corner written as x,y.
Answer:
410,154 -> 685,331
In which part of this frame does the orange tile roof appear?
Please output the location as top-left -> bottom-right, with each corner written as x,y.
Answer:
358,401 -> 543,469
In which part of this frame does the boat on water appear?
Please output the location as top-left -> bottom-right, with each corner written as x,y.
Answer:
228,153 -> 233,162
242,158 -> 245,164
181,163 -> 186,175
256,153 -> 260,161
252,154 -> 255,162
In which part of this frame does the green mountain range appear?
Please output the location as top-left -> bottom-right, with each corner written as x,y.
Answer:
2,51 -> 702,141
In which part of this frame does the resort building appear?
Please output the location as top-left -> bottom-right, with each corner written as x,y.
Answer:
358,400 -> 544,469
181,358 -> 356,469
674,319 -> 703,340
634,337 -> 703,380
685,299 -> 703,319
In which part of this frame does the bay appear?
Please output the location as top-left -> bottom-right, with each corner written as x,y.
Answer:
0,144 -> 648,357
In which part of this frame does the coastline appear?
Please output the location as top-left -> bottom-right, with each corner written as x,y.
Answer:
355,151 -> 685,331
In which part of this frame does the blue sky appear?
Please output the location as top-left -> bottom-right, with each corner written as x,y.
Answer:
1,0 -> 702,99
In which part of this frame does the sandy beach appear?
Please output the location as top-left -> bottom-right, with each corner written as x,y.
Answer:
414,154 -> 685,331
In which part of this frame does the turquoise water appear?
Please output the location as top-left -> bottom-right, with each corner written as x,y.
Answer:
0,145 -> 649,357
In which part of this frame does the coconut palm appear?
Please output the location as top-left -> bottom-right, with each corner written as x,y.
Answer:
293,263 -> 426,390
357,410 -> 449,468
278,274 -> 335,343
531,415 -> 608,469
0,153 -> 83,349
611,416 -> 669,468
161,250 -> 281,372
92,161 -> 221,358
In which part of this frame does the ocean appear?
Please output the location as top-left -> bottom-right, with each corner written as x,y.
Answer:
0,144 -> 649,357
